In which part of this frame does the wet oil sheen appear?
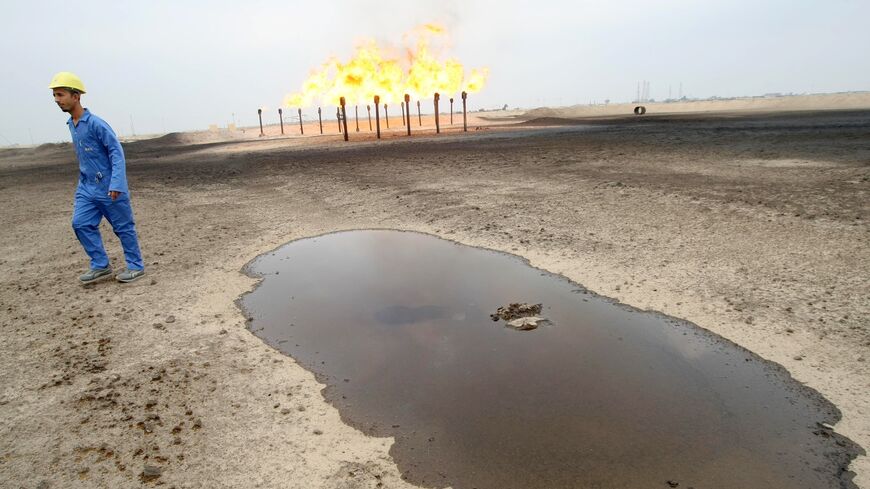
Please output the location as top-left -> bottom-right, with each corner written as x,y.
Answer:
241,230 -> 860,489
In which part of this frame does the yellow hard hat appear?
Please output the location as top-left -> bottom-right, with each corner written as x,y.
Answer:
49,71 -> 86,93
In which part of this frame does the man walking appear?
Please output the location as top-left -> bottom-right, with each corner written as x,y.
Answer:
50,72 -> 145,284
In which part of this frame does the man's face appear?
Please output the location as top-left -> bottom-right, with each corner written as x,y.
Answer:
53,89 -> 79,113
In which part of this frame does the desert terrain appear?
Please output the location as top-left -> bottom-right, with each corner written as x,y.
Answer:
0,96 -> 868,488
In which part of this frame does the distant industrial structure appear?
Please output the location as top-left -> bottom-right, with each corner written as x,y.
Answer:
636,80 -> 686,104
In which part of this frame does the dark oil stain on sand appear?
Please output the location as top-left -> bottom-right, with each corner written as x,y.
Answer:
240,230 -> 861,489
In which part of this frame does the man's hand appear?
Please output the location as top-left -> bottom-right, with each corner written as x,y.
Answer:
108,191 -> 121,201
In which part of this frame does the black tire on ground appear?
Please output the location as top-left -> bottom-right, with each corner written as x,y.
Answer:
634,106 -> 646,115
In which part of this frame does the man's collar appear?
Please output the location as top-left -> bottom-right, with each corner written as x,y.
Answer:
67,108 -> 91,126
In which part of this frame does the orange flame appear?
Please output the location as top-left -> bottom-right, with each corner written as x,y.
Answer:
284,24 -> 488,108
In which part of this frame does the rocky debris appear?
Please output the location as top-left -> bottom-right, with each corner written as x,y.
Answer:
490,303 -> 548,330
813,422 -> 836,438
140,465 -> 163,482
490,303 -> 542,321
506,316 -> 547,331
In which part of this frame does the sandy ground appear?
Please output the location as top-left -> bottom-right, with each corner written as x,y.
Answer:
1,102 -> 868,488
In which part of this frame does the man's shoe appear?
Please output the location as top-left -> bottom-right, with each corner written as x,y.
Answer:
80,267 -> 113,284
116,269 -> 145,283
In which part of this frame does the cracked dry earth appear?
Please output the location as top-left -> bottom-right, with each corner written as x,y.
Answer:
0,109 -> 868,488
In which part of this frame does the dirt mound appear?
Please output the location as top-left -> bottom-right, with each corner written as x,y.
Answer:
130,130 -> 249,150
516,117 -> 587,126
523,107 -> 563,119
0,148 -> 26,158
147,132 -> 190,145
0,143 -> 72,163
35,142 -> 72,152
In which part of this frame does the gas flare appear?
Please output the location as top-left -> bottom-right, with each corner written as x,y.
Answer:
284,24 -> 488,108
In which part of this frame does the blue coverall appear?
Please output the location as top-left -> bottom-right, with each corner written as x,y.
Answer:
68,109 -> 144,271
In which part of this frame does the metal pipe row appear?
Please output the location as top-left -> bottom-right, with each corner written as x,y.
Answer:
260,91 -> 470,140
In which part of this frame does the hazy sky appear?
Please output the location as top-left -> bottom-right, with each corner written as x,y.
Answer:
2,0 -> 868,145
